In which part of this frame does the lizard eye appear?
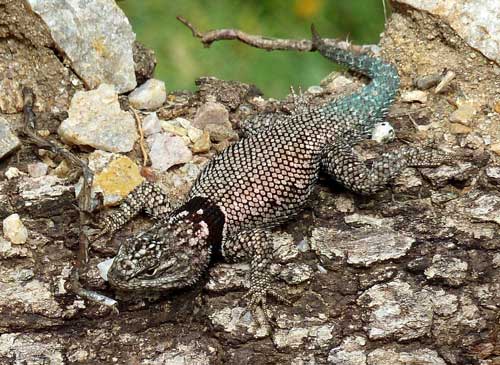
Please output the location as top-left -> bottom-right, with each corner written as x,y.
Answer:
143,267 -> 157,276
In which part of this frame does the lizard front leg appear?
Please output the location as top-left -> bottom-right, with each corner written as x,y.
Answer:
222,229 -> 289,317
99,181 -> 173,236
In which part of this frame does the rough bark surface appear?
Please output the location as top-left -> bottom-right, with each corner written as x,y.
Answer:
0,2 -> 498,365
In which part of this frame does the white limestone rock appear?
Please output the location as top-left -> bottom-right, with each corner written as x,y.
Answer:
367,347 -> 446,365
128,78 -> 166,110
26,0 -> 136,93
58,84 -> 138,153
2,214 -> 28,244
147,133 -> 192,172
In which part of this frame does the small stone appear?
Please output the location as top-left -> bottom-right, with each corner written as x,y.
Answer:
371,122 -> 395,143
485,166 -> 500,184
494,101 -> 500,114
97,258 -> 115,281
27,162 -> 48,177
147,133 -> 192,172
424,254 -> 468,286
51,160 -> 71,178
26,0 -> 136,93
449,102 -> 478,126
160,120 -> 188,137
191,131 -> 211,153
213,140 -> 231,153
187,126 -> 204,143
142,112 -> 161,136
74,151 -> 144,208
128,78 -> 166,110
2,214 -> 28,244
0,117 -> 21,159
204,123 -> 238,142
193,102 -> 229,129
92,154 -> 144,206
307,85 -> 323,94
401,90 -> 428,103
490,142 -> 500,156
5,167 -> 24,180
58,84 -> 138,153
449,123 -> 471,134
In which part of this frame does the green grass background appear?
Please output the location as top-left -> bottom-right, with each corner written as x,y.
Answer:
119,0 -> 386,98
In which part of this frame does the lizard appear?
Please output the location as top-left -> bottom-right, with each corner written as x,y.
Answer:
99,26 -> 450,318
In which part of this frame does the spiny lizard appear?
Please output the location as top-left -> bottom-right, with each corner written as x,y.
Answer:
100,27 -> 450,318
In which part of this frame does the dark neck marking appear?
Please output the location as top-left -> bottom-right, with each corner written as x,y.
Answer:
172,196 -> 225,260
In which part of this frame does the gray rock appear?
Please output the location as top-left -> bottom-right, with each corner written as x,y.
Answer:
401,90 -> 428,103
424,254 -> 468,286
328,336 -> 367,365
58,84 -> 138,153
273,322 -> 335,349
428,288 -> 459,316
448,190 -> 500,225
485,166 -> 500,184
193,102 -> 230,129
358,279 -> 433,341
147,133 -> 192,172
394,0 -> 500,64
128,78 -> 166,110
26,0 -> 136,93
311,227 -> 414,267
367,347 -> 446,365
0,117 -> 20,159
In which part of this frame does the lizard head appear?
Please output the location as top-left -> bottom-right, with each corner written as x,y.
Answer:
107,216 -> 212,290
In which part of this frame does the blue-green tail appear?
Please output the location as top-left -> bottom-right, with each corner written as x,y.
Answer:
311,25 -> 400,139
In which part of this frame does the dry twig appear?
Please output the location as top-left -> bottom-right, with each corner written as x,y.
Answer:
130,107 -> 149,166
176,16 -> 372,54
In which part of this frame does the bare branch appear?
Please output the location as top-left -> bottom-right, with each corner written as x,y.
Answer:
176,16 -> 373,54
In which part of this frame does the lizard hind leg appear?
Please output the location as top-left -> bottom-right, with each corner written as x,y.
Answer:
322,141 -> 451,194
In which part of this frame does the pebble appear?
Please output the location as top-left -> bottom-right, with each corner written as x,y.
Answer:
27,162 -> 49,177
128,78 -> 167,110
449,101 -> 478,126
0,117 -> 21,159
187,126 -> 204,143
193,102 -> 229,129
191,131 -> 211,153
401,90 -> 428,103
5,167 -> 24,180
449,123 -> 472,134
26,0 -> 136,93
142,112 -> 161,136
58,84 -> 138,153
97,258 -> 115,281
371,122 -> 395,143
204,123 -> 238,142
147,133 -> 192,172
3,214 -> 28,244
160,120 -> 188,137
490,142 -> 500,156
92,154 -> 144,206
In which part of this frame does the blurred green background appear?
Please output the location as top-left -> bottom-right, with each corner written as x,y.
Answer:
119,0 -> 386,98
